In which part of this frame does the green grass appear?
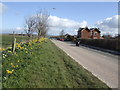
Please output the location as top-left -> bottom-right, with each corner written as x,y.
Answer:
1,34 -> 28,48
2,39 -> 110,89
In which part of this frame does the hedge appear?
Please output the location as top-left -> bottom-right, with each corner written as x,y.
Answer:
80,39 -> 120,52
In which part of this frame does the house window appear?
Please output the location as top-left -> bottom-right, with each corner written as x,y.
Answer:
94,32 -> 97,36
93,37 -> 97,39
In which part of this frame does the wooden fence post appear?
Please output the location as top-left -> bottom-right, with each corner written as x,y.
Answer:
12,31 -> 16,52
12,38 -> 16,52
21,32 -> 23,42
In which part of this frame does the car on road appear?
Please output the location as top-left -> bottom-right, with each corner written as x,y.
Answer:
59,38 -> 64,41
57,38 -> 64,41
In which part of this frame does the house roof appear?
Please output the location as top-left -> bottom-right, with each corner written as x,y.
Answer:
82,27 -> 90,32
78,28 -> 84,32
78,27 -> 101,33
91,28 -> 101,33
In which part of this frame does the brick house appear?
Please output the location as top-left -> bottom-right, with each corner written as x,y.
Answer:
77,27 -> 101,39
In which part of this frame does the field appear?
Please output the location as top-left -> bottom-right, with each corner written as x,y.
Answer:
1,34 -> 33,48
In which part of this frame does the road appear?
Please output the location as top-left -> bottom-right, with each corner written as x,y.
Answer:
52,40 -> 118,88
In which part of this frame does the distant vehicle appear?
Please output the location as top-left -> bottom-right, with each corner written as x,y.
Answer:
59,38 -> 64,41
57,38 -> 60,40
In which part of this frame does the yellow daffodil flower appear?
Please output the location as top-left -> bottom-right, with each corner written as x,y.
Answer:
16,65 -> 18,68
6,70 -> 13,74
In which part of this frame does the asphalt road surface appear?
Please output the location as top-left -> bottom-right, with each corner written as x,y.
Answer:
52,40 -> 118,88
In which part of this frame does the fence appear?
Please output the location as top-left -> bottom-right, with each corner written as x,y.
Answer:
80,39 -> 120,52
2,33 -> 37,49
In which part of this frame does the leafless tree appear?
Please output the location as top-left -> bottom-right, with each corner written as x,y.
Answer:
24,16 -> 36,40
60,29 -> 65,38
35,9 -> 49,41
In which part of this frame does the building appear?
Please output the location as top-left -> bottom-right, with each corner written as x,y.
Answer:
77,27 -> 101,39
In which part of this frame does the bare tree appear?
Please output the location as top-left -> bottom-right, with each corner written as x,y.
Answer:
24,16 -> 36,40
60,29 -> 65,38
35,9 -> 49,41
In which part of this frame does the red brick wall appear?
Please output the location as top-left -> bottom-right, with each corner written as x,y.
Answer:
81,30 -> 91,39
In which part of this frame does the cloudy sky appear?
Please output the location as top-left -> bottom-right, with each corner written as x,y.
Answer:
1,2 -> 118,36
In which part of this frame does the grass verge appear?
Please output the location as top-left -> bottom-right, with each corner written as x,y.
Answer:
2,39 -> 110,89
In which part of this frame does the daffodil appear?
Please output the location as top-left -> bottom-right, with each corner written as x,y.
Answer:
26,51 -> 28,54
0,48 -> 5,51
20,47 -> 24,49
8,51 -> 12,53
2,53 -> 7,58
4,76 -> 7,80
17,60 -> 20,62
6,70 -> 13,74
2,48 -> 5,51
16,65 -> 18,68
11,63 -> 15,68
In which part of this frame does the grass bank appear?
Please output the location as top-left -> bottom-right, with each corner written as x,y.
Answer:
2,39 -> 110,89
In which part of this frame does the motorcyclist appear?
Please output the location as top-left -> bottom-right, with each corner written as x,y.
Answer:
76,39 -> 80,47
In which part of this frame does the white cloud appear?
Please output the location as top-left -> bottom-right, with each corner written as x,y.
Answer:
48,16 -> 88,28
96,15 -> 118,36
48,16 -> 88,35
15,27 -> 25,33
16,27 -> 23,30
0,3 -> 7,15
